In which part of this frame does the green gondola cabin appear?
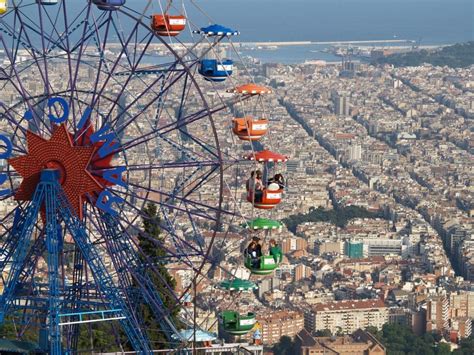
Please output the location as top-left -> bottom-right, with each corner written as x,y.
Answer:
244,255 -> 280,275
219,311 -> 256,335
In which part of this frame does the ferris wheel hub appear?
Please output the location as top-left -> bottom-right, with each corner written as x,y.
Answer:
44,160 -> 66,185
8,125 -> 103,218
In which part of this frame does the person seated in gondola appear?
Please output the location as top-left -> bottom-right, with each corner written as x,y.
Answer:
246,237 -> 262,268
268,239 -> 283,264
267,173 -> 285,190
247,170 -> 264,203
246,171 -> 255,192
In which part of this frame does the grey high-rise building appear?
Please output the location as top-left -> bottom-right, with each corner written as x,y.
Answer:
334,95 -> 351,116
116,92 -> 127,142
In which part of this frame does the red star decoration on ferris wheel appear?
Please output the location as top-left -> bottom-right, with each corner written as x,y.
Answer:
8,125 -> 103,219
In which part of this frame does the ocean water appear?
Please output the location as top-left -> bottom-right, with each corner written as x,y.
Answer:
188,0 -> 473,44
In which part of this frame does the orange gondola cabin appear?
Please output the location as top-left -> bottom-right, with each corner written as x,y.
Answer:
228,84 -> 272,141
232,117 -> 269,141
151,14 -> 186,36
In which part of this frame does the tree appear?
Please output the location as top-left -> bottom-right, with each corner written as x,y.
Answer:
381,323 -> 439,355
435,343 -> 451,355
137,203 -> 180,348
365,326 -> 381,340
454,336 -> 474,354
314,329 -> 332,337
272,336 -> 299,355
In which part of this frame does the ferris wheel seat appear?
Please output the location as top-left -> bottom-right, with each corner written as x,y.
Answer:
0,0 -> 7,15
247,189 -> 283,209
232,117 -> 268,141
92,0 -> 125,11
219,311 -> 256,335
37,0 -> 58,5
199,59 -> 233,82
244,256 -> 280,275
151,14 -> 186,36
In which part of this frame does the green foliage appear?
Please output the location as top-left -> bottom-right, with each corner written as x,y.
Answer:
380,323 -> 450,355
314,329 -> 332,337
272,335 -> 299,355
374,42 -> 474,68
283,205 -> 383,233
77,323 -> 121,353
453,336 -> 474,354
365,325 -> 381,339
137,203 -> 180,348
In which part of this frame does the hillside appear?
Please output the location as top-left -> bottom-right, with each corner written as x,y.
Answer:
374,42 -> 474,68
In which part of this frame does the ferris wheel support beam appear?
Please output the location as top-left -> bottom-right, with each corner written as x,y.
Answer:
0,169 -> 153,353
0,208 -> 27,276
44,183 -> 61,355
56,183 -> 153,353
0,189 -> 44,325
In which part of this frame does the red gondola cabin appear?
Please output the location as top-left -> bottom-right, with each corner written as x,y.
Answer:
151,14 -> 186,36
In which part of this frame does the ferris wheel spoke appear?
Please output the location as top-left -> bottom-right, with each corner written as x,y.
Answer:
60,0 -> 82,135
0,39 -> 46,135
99,188 -> 210,260
90,21 -> 144,111
97,160 -> 221,171
99,29 -> 156,122
87,207 -> 188,314
105,207 -> 202,272
0,18 -> 42,58
0,15 -> 49,88
109,63 -> 185,132
35,5 -> 55,102
108,185 -> 217,222
117,102 -> 225,154
68,12 -> 109,54
127,177 -> 234,220
12,7 -> 65,54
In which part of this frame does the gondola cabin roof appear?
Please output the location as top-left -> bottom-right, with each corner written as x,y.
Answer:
244,149 -> 288,162
242,218 -> 283,230
227,84 -> 272,95
193,24 -> 239,36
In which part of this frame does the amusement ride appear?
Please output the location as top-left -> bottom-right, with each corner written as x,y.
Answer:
0,0 -> 288,353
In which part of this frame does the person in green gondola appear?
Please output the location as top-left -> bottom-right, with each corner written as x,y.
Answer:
268,239 -> 283,264
246,237 -> 262,268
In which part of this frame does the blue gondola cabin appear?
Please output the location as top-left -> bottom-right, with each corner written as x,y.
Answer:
199,59 -> 233,82
92,0 -> 125,11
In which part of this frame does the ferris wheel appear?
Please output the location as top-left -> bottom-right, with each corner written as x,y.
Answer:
0,0 -> 288,352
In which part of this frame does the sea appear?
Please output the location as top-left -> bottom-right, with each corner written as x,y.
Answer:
6,0 -> 474,64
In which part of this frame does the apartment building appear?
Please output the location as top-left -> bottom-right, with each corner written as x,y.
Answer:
257,310 -> 304,345
304,299 -> 388,334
